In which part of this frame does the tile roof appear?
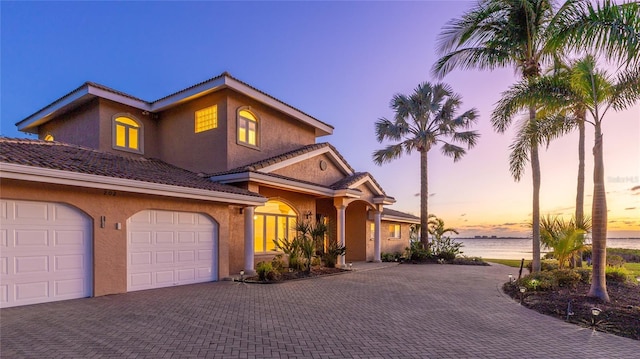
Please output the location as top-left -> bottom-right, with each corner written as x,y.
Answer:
208,142 -> 356,176
0,138 -> 261,197
329,172 -> 389,197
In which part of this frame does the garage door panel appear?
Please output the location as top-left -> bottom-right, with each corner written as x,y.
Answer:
130,211 -> 152,224
15,255 -> 49,274
14,202 -> 48,221
55,231 -> 84,247
15,230 -> 49,247
155,232 -> 174,244
16,281 -> 49,301
130,272 -> 152,288
131,252 -> 152,265
130,231 -> 152,245
155,251 -> 174,264
54,254 -> 84,271
55,278 -> 86,296
1,257 -> 7,275
155,271 -> 175,284
127,210 -> 217,292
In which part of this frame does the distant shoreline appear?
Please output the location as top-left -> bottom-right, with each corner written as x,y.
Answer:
454,237 -> 640,240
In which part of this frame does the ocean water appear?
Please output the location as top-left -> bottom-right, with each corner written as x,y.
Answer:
455,237 -> 640,260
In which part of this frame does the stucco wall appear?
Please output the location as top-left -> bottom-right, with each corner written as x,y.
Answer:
1,179 -> 238,297
155,91 -> 229,174
97,99 -> 160,158
226,91 -> 317,169
271,153 -> 346,186
38,99 -> 101,148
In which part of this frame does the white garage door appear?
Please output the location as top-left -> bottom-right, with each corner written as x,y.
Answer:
0,200 -> 92,308
127,210 -> 217,291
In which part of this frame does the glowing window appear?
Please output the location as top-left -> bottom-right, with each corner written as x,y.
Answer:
44,134 -> 54,142
238,109 -> 258,146
389,224 -> 401,239
113,116 -> 142,152
254,200 -> 297,253
195,105 -> 218,133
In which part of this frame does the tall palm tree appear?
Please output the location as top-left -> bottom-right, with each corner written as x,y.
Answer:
489,55 -> 640,301
373,82 -> 479,249
433,0 -> 640,273
433,0 -> 557,272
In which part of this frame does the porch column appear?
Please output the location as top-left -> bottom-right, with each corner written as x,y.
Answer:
374,209 -> 382,262
336,203 -> 346,268
244,206 -> 256,274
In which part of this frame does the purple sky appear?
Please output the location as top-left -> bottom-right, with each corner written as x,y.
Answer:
2,1 -> 638,237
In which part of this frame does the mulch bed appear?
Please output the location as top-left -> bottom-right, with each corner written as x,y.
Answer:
245,267 -> 347,283
503,281 -> 640,340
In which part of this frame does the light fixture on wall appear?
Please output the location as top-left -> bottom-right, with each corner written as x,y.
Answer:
304,211 -> 312,220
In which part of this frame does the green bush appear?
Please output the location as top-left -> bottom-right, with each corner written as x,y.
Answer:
608,248 -> 640,263
527,259 -> 558,273
431,236 -> 463,261
323,241 -> 346,268
405,241 -> 431,261
574,268 -> 591,283
256,261 -> 276,281
271,254 -> 286,272
606,254 -> 625,267
553,269 -> 581,288
381,251 -> 403,262
451,256 -> 489,266
606,266 -> 631,284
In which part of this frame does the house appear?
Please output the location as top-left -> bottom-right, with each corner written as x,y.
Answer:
0,72 -> 419,308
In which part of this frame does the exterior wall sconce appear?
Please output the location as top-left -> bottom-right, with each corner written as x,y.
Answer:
304,211 -> 312,220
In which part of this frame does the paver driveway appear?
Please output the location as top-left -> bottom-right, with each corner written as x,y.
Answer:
1,263 -> 638,358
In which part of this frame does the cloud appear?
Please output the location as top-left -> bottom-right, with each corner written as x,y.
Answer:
460,213 -> 466,217
631,185 -> 640,191
625,207 -> 637,210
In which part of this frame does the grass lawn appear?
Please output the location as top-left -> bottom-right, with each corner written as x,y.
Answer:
486,259 -> 640,278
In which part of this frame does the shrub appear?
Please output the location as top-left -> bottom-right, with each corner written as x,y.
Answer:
405,241 -> 430,261
271,254 -> 286,272
256,261 -> 275,281
323,241 -> 346,268
527,259 -> 558,273
606,254 -> 625,267
574,268 -> 591,283
381,251 -> 403,262
451,256 -> 489,266
519,272 -> 555,291
608,248 -> 640,263
553,269 -> 581,288
606,266 -> 631,284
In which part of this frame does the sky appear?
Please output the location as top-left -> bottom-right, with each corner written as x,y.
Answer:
1,1 -> 638,238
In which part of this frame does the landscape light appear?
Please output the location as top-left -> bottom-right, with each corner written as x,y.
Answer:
519,286 -> 526,304
508,274 -> 513,283
240,270 -> 245,283
591,307 -> 601,317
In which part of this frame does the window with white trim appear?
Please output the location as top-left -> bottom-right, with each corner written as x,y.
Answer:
113,115 -> 142,153
237,109 -> 258,147
195,105 -> 218,133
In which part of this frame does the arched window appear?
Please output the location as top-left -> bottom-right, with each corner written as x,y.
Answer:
254,200 -> 297,253
113,115 -> 143,153
237,109 -> 258,147
43,134 -> 54,142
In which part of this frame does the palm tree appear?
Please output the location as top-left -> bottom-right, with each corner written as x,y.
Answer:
427,215 -> 459,242
433,0 -> 640,273
490,55 -> 640,301
373,82 -> 479,249
539,215 -> 589,269
433,0 -> 557,273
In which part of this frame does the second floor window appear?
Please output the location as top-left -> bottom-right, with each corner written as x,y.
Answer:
237,109 -> 258,147
195,105 -> 218,133
113,115 -> 142,153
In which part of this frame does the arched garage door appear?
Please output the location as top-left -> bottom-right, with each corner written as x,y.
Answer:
127,210 -> 218,291
0,200 -> 92,308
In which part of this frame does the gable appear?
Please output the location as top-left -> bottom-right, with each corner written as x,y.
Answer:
270,153 -> 346,187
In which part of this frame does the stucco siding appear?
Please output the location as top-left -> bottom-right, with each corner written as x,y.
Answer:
155,91 -> 229,173
271,153 -> 346,186
39,99 -> 101,148
226,92 -> 317,169
97,99 -> 160,158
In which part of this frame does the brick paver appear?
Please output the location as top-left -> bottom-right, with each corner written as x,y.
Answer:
1,263 -> 638,358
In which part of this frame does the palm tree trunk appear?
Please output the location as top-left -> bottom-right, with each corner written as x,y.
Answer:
588,123 -> 610,302
575,114 -> 586,267
530,106 -> 541,273
420,149 -> 429,249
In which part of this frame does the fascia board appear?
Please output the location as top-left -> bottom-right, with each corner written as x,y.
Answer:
16,87 -> 92,133
259,147 -> 353,175
381,214 -> 420,224
150,77 -> 227,112
373,196 -> 396,205
0,163 -> 266,206
88,86 -> 150,111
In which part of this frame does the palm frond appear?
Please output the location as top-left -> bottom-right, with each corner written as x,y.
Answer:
372,143 -> 405,166
440,143 -> 466,162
